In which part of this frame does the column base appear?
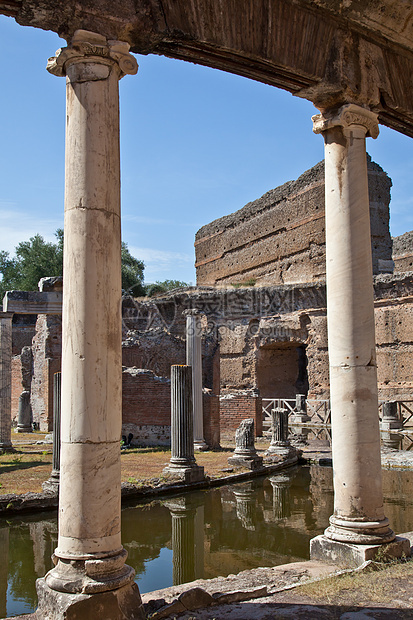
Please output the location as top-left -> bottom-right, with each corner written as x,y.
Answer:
16,425 -> 33,433
325,515 -> 395,545
45,548 -> 135,594
194,439 -> 208,451
380,420 -> 403,431
36,577 -> 145,620
228,454 -> 264,470
289,414 -> 311,424
42,471 -> 60,492
0,442 -> 14,452
163,464 -> 205,483
310,534 -> 411,568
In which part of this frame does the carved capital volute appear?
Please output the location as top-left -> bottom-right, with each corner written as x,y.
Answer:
47,29 -> 138,79
312,103 -> 379,139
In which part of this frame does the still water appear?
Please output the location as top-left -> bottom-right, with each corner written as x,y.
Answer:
1,465 -> 413,618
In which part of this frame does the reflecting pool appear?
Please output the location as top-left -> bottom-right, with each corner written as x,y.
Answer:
1,465 -> 413,618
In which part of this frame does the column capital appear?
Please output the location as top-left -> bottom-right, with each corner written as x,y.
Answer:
183,309 -> 202,317
312,103 -> 379,139
47,29 -> 138,78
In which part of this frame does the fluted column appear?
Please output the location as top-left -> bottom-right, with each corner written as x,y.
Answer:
42,372 -> 61,491
37,30 -> 144,618
184,310 -> 207,450
0,313 -> 13,451
312,104 -> 393,545
164,365 -> 204,482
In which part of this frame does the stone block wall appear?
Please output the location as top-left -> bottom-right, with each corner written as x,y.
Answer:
393,231 -> 413,273
219,394 -> 263,440
30,314 -> 62,431
195,158 -> 392,286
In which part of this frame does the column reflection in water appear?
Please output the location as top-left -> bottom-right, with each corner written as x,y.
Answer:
166,497 -> 204,585
232,482 -> 258,531
269,474 -> 292,521
0,528 -> 9,619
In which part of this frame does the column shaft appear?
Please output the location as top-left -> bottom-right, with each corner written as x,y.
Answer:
185,312 -> 207,450
170,365 -> 196,467
313,104 -> 393,544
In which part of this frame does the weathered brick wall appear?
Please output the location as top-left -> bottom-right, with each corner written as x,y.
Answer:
122,368 -> 220,448
195,158 -> 392,286
392,231 -> 413,274
219,394 -> 262,440
203,391 -> 220,448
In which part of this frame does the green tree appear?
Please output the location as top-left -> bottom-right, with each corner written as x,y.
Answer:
146,279 -> 189,297
121,242 -> 145,296
0,231 -> 145,300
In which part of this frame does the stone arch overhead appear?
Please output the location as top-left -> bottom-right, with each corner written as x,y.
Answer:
3,0 -> 413,136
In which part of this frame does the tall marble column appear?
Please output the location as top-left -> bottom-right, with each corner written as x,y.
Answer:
184,310 -> 207,450
311,105 -> 395,549
37,30 -> 145,619
0,313 -> 13,451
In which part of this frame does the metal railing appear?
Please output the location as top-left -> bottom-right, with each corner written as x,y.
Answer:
262,398 -> 331,426
263,398 -> 413,428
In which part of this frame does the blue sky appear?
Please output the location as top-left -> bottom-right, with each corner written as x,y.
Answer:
1,16 -> 412,285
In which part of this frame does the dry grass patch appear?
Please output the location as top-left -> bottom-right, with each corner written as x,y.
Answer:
0,451 -> 52,494
297,560 -> 413,607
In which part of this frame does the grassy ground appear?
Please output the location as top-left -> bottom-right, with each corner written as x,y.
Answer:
279,558 -> 413,610
0,432 -> 253,495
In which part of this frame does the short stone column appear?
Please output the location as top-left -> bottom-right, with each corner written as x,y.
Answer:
380,401 -> 402,431
164,365 -> 205,483
184,310 -> 208,451
16,390 -> 32,433
228,418 -> 263,470
42,372 -> 61,491
36,30 -> 144,619
266,407 -> 297,460
310,104 -> 408,565
290,394 -> 311,424
0,313 -> 13,451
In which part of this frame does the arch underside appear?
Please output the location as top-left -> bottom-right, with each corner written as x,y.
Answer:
2,0 -> 413,137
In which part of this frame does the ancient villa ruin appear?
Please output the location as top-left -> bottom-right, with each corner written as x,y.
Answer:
1,0 -> 413,618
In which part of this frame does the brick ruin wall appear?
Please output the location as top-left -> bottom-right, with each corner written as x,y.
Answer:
9,273 -> 413,438
195,158 -> 393,286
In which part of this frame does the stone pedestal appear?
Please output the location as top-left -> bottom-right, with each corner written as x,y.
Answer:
16,390 -> 32,433
164,365 -> 204,483
184,310 -> 208,451
311,104 -> 395,554
380,401 -> 402,431
228,418 -> 263,470
43,372 -> 61,492
0,313 -> 13,451
289,394 -> 311,424
310,535 -> 411,568
37,30 -> 144,620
